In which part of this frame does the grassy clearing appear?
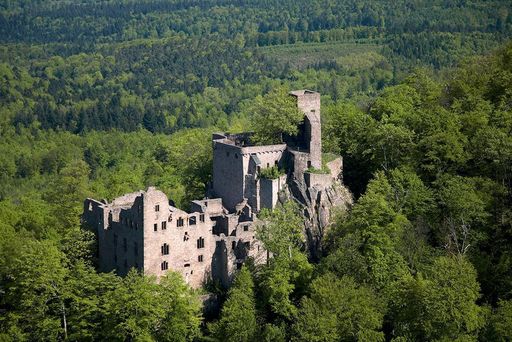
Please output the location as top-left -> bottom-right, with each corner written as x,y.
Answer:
259,41 -> 383,69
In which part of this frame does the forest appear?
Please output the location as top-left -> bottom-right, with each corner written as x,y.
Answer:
1,0 -> 512,341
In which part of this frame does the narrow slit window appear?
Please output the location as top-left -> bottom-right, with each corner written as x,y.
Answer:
161,261 -> 168,271
162,221 -> 166,230
161,243 -> 169,255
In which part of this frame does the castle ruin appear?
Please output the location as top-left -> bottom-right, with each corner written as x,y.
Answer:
82,90 -> 350,288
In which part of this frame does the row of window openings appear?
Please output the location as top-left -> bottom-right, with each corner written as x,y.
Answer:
154,215 -> 205,231
120,217 -> 205,231
114,235 -> 138,256
161,255 -> 204,271
256,161 -> 279,173
160,238 -> 204,256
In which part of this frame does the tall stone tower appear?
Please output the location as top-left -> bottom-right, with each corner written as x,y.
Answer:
289,90 -> 322,169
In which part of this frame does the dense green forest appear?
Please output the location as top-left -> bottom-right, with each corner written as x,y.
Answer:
1,0 -> 512,341
1,0 -> 511,133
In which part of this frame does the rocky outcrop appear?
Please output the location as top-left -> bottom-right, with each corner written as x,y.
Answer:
279,157 -> 353,260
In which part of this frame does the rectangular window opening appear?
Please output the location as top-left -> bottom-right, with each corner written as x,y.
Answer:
161,243 -> 169,255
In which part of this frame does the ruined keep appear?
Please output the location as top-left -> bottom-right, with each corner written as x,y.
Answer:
82,90 -> 352,288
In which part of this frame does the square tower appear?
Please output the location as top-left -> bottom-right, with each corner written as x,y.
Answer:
289,90 -> 322,169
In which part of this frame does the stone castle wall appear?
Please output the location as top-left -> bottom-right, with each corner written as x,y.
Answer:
82,89 -> 350,289
212,142 -> 245,212
260,174 -> 287,210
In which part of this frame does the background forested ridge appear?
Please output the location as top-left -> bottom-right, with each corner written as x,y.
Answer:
1,0 -> 512,341
1,0 -> 511,132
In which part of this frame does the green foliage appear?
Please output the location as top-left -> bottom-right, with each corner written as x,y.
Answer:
1,239 -> 67,340
1,2 -> 512,340
324,171 -> 413,291
158,128 -> 214,208
260,251 -> 313,321
102,270 -> 201,341
259,166 -> 285,180
389,256 -> 485,340
485,300 -> 512,341
292,274 -> 385,342
261,323 -> 287,342
257,201 -> 305,257
250,87 -> 305,145
155,273 -> 202,341
0,127 -> 207,341
434,175 -> 491,255
254,202 -> 313,326
209,267 -> 257,342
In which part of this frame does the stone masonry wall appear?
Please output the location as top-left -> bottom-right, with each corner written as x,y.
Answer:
142,188 -> 215,288
212,142 -> 245,211
290,90 -> 322,169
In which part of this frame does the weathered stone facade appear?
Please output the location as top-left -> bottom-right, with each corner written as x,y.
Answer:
82,90 -> 351,288
83,190 -> 264,288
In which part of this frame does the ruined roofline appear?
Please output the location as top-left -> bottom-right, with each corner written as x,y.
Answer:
87,190 -> 145,210
88,187 -> 228,216
289,89 -> 318,97
84,198 -> 106,207
214,138 -> 287,155
212,132 -> 287,153
212,132 -> 254,147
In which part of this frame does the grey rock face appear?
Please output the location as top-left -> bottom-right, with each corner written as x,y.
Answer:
280,164 -> 353,260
